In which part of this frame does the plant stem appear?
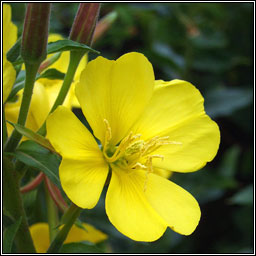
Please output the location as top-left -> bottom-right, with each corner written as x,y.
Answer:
20,172 -> 44,193
37,51 -> 84,136
4,62 -> 40,153
47,204 -> 82,253
3,156 -> 36,253
45,176 -> 68,212
45,178 -> 59,242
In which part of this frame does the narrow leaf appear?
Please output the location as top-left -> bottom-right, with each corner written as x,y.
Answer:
6,71 -> 26,102
47,39 -> 100,54
37,68 -> 65,80
3,217 -> 22,253
6,37 -> 22,63
6,82 -> 24,102
7,121 -> 56,153
12,39 -> 99,66
14,141 -> 61,188
229,185 -> 253,206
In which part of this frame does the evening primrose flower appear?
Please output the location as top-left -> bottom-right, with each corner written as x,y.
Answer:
3,4 -> 17,103
5,82 -> 50,136
5,34 -> 87,135
46,52 -> 220,242
3,55 -> 16,103
29,222 -> 107,253
3,4 -> 17,54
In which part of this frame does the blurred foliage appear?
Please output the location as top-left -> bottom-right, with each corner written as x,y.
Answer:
9,2 -> 254,253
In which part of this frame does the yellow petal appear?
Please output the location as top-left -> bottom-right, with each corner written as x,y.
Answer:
42,79 -> 73,109
30,222 -> 108,253
5,97 -> 20,136
76,52 -> 154,146
5,82 -> 50,135
3,55 -> 16,103
46,106 -> 101,159
153,167 -> 172,179
132,80 -> 205,139
29,223 -> 50,253
64,223 -> 108,244
37,33 -> 87,109
132,80 -> 220,172
3,4 -> 17,54
59,158 -> 108,209
46,106 -> 109,208
153,114 -> 220,172
28,82 -> 51,130
144,171 -> 201,235
106,166 -> 166,242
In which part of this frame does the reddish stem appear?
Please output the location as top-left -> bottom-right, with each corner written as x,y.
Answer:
44,176 -> 68,212
20,172 -> 44,193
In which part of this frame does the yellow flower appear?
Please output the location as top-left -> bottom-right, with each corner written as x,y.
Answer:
29,222 -> 108,253
46,52 -> 220,242
3,55 -> 16,103
5,33 -> 87,135
3,4 -> 17,103
5,82 -> 51,136
3,4 -> 17,54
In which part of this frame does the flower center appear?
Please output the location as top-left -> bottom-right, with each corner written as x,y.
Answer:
102,119 -> 182,174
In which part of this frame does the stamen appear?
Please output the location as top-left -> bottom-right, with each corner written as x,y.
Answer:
125,140 -> 144,156
103,119 -> 112,151
144,154 -> 164,192
102,120 -> 182,172
141,136 -> 182,156
132,162 -> 147,170
106,132 -> 142,163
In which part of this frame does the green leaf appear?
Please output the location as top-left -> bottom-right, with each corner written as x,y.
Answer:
7,121 -> 56,153
205,87 -> 253,118
13,141 -> 61,188
12,39 -> 99,66
229,185 -> 253,206
6,71 -> 26,102
219,145 -> 240,179
3,217 -> 22,253
37,68 -> 65,80
6,37 -> 22,63
59,242 -> 104,253
47,39 -> 100,55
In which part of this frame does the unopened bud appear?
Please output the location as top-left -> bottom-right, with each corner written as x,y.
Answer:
21,3 -> 51,64
38,52 -> 61,73
93,11 -> 117,44
69,3 -> 100,46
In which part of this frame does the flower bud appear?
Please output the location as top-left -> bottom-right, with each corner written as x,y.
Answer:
93,11 -> 117,44
21,3 -> 51,64
69,3 -> 100,46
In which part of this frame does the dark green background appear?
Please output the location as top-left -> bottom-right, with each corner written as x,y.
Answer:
9,2 -> 254,253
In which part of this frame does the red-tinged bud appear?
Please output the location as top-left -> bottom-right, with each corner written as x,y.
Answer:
21,3 -> 51,64
38,52 -> 61,73
69,3 -> 100,46
93,11 -> 117,44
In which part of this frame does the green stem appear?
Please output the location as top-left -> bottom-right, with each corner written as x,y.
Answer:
4,62 -> 40,153
3,156 -> 36,253
47,204 -> 82,253
37,51 -> 84,136
45,180 -> 59,242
